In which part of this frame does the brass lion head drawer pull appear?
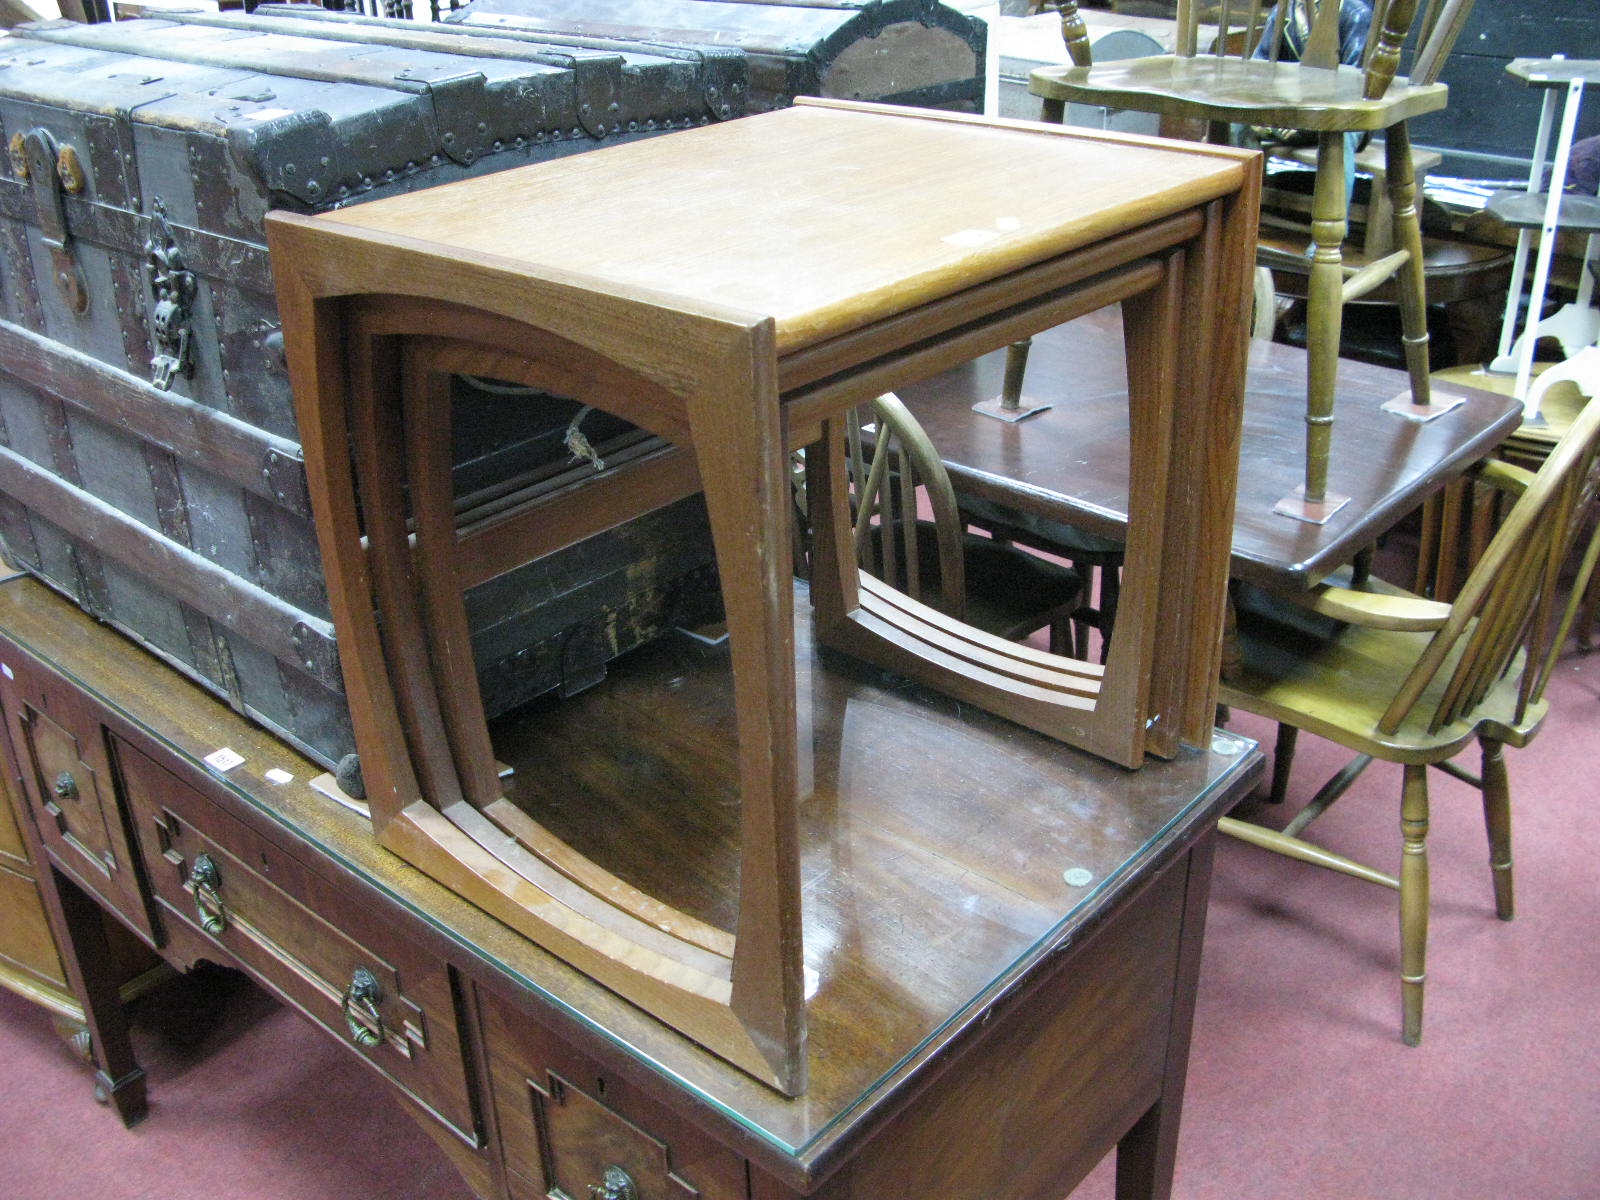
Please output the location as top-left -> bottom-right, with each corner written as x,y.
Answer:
587,1165 -> 639,1200
52,771 -> 78,801
190,852 -> 227,935
341,966 -> 385,1048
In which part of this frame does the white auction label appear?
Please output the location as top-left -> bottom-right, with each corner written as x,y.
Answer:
204,747 -> 245,772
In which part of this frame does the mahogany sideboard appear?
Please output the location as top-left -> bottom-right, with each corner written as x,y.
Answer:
0,568 -> 1260,1200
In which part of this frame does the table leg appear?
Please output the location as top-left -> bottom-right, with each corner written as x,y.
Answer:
40,865 -> 147,1126
1113,833 -> 1216,1200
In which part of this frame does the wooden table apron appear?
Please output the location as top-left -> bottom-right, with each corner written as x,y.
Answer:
265,100 -> 1260,1098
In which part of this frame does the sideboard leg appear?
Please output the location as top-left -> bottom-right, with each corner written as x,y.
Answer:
1114,833 -> 1217,1200
43,865 -> 147,1127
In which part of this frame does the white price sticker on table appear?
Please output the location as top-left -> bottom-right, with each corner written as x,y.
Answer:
204,747 -> 245,773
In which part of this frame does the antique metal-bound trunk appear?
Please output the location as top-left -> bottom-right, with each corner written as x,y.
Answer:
0,10 -> 744,768
448,0 -> 987,112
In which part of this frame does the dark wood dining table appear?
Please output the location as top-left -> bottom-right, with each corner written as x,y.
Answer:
895,307 -> 1524,592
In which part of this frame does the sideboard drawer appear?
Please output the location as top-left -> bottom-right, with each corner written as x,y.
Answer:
116,739 -> 481,1148
0,656 -> 155,940
481,989 -> 750,1200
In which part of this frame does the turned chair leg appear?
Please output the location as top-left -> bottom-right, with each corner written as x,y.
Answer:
1480,737 -> 1515,920
1351,543 -> 1375,589
1070,561 -> 1096,659
1252,265 -> 1278,340
1578,562 -> 1600,652
1048,613 -> 1073,658
1399,763 -> 1431,1046
1268,723 -> 1299,805
1098,564 -> 1120,664
1303,130 -> 1352,506
1385,124 -> 1435,408
1000,337 -> 1032,409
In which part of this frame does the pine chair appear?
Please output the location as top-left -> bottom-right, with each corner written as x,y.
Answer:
1030,0 -> 1478,520
848,392 -> 1083,652
957,493 -> 1124,661
1217,396 -> 1600,1045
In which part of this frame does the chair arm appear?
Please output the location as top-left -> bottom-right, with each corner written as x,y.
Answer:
1473,457 -> 1536,498
1289,583 -> 1453,631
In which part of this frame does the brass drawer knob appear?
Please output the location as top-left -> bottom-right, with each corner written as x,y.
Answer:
52,771 -> 78,800
341,966 -> 386,1048
190,853 -> 227,935
587,1165 -> 639,1200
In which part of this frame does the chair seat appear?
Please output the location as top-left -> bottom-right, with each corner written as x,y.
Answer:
1030,57 -> 1449,132
901,521 -> 1082,642
1223,581 -> 1549,764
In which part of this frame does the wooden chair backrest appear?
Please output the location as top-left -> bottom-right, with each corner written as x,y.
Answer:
1382,397 -> 1600,736
1058,0 -> 1475,92
848,392 -> 967,620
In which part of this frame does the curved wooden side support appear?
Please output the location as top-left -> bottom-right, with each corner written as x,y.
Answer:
807,254 -> 1192,770
481,799 -> 736,959
828,574 -> 1107,743
860,575 -> 1104,697
271,273 -> 808,1094
385,802 -> 793,1092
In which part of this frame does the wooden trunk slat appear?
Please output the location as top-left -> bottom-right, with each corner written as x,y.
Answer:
0,319 -> 309,516
0,442 -> 341,687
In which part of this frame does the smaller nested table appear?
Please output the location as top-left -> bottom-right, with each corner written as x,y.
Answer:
267,99 -> 1261,1094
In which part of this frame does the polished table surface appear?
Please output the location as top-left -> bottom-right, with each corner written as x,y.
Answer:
0,569 -> 1261,1197
896,308 -> 1524,590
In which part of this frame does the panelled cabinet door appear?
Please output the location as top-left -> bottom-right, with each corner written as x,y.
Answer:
480,989 -> 750,1200
0,773 -> 73,1003
0,656 -> 156,940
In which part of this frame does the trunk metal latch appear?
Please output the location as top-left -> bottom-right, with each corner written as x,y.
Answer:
144,200 -> 198,390
17,127 -> 89,315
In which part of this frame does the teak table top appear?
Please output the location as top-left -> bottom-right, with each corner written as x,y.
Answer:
310,100 -> 1249,354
